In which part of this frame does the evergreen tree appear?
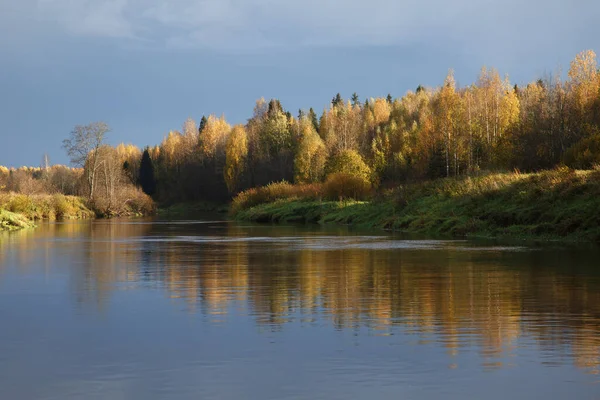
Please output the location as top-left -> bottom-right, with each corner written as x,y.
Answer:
351,92 -> 360,107
199,116 -> 208,134
308,108 -> 319,133
416,85 -> 425,93
268,99 -> 283,116
386,93 -> 393,104
332,93 -> 343,107
138,148 -> 156,196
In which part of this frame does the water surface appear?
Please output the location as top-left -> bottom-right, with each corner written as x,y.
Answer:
1,219 -> 600,399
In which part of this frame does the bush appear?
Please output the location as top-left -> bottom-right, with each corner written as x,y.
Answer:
121,186 -> 156,216
0,192 -> 94,220
325,150 -> 372,183
52,194 -> 72,218
92,185 -> 155,217
231,181 -> 322,214
323,173 -> 371,201
3,194 -> 32,214
564,133 -> 600,169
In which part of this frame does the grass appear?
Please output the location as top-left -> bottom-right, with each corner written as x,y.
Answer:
0,209 -> 35,231
233,168 -> 600,242
0,193 -> 94,221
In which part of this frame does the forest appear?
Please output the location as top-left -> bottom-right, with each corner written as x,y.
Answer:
135,49 -> 600,205
2,50 -> 600,227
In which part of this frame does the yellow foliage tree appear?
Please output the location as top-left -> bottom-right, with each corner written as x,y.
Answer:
325,149 -> 372,183
199,115 -> 232,161
294,121 -> 327,183
568,50 -> 600,118
224,125 -> 249,193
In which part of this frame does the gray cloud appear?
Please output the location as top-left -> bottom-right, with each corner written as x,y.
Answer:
0,0 -> 594,61
37,0 -> 134,37
23,0 -> 594,51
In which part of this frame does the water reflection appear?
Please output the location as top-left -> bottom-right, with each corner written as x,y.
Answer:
2,219 -> 600,378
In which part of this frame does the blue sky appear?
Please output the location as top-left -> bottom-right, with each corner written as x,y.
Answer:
1,0 -> 598,167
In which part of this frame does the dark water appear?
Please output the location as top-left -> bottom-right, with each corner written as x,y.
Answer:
1,219 -> 600,399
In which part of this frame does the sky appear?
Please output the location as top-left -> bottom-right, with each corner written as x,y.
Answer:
1,0 -> 599,167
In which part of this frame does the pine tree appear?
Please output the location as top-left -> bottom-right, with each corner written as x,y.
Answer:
386,93 -> 393,104
199,116 -> 208,134
308,108 -> 319,133
268,99 -> 283,116
332,93 -> 343,107
138,148 -> 156,196
351,92 -> 360,107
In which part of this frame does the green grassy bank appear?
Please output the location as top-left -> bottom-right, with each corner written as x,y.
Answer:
233,168 -> 600,242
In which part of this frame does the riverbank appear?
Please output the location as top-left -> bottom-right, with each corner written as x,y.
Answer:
233,168 -> 600,242
0,192 -> 158,231
0,193 -> 95,231
0,209 -> 36,231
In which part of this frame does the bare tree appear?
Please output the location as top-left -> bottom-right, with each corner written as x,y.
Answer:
62,122 -> 109,200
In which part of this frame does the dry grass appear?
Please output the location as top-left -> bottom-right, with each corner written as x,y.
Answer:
0,192 -> 94,220
0,209 -> 35,231
231,181 -> 322,214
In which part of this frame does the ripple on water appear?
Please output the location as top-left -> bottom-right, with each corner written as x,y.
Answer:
106,235 -> 527,252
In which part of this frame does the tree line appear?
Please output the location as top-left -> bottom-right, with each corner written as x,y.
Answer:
134,50 -> 599,203
3,50 -> 600,207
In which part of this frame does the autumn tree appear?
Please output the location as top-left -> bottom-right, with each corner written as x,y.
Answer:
247,98 -> 294,185
94,145 -> 124,213
567,50 -> 600,145
294,121 -> 327,183
224,125 -> 249,194
62,122 -> 109,200
432,70 -> 461,177
325,149 -> 372,183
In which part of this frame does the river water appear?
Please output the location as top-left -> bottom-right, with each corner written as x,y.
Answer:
1,218 -> 599,399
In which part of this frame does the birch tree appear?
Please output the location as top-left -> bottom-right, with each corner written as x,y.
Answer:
62,122 -> 109,200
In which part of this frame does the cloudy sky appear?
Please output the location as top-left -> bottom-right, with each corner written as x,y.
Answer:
1,0 -> 598,166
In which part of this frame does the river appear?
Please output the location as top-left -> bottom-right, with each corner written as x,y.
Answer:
1,218 -> 599,399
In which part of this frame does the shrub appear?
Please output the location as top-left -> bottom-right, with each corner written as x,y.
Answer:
325,150 -> 372,183
323,173 -> 371,201
563,133 -> 600,169
92,185 -> 155,217
231,181 -> 322,213
0,192 -> 95,220
4,194 -> 32,214
52,194 -> 72,218
121,186 -> 156,216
